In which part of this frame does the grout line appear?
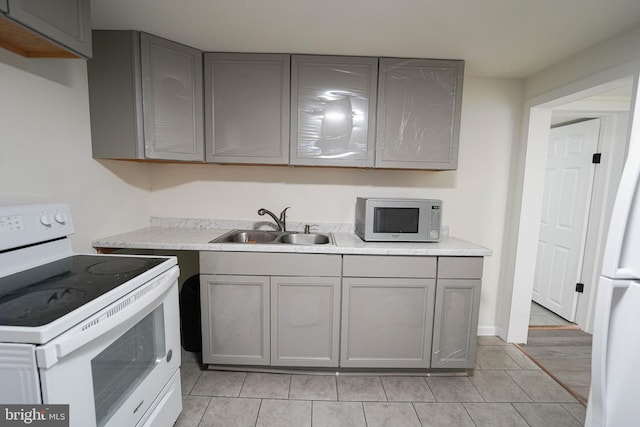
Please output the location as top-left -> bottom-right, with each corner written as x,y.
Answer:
253,399 -> 263,427
361,401 -> 368,427
237,371 -> 248,398
410,402 -> 425,427
194,396 -> 212,427
513,343 -> 588,407
379,376 -> 389,402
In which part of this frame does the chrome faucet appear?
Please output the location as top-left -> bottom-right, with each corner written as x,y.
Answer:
257,207 -> 290,232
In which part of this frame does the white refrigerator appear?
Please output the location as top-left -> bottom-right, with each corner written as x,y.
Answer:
586,82 -> 640,426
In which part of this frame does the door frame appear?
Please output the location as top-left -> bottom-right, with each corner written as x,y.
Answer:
499,62 -> 640,344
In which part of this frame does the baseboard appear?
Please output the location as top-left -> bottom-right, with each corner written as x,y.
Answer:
477,326 -> 498,336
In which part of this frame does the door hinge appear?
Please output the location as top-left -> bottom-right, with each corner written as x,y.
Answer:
576,283 -> 585,293
592,153 -> 602,164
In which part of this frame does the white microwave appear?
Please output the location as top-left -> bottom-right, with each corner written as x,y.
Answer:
355,197 -> 442,242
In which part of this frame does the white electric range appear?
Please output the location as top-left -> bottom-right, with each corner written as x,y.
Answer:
0,203 -> 182,427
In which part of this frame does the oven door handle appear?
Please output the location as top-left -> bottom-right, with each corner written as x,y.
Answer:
36,266 -> 179,369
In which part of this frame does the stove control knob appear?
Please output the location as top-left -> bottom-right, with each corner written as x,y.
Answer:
40,215 -> 53,227
54,212 -> 67,224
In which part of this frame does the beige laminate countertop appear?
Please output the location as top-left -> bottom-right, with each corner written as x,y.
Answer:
92,219 -> 491,257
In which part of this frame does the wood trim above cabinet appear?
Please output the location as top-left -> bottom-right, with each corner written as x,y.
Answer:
0,0 -> 91,58
0,15 -> 78,58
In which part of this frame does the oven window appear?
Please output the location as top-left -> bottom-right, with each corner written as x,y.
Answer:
91,307 -> 166,427
373,207 -> 419,233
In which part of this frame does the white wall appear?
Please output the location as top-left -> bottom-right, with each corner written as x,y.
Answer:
525,25 -> 640,99
0,50 -> 151,252
147,76 -> 523,333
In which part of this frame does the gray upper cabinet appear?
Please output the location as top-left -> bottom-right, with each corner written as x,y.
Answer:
88,31 -> 204,161
1,0 -> 91,58
140,33 -> 204,161
290,55 -> 378,167
204,53 -> 290,164
376,58 -> 464,170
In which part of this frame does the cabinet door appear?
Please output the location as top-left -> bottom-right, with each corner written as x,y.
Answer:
290,55 -> 378,167
431,279 -> 481,369
140,33 -> 204,161
340,277 -> 435,368
271,276 -> 340,367
200,275 -> 270,365
6,0 -> 91,57
88,31 -> 144,159
376,58 -> 464,170
205,53 -> 290,164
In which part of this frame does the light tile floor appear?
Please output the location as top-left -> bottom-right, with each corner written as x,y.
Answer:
176,337 -> 586,427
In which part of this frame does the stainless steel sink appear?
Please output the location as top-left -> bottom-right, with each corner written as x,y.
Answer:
210,229 -> 334,245
277,233 -> 331,245
212,230 -> 280,244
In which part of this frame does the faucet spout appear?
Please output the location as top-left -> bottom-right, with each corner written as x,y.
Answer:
258,207 -> 290,232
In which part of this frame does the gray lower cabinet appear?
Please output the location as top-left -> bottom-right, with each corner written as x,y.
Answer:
204,53 -> 290,164
200,274 -> 270,365
290,55 -> 378,167
341,277 -> 436,368
376,58 -> 464,170
199,252 -> 341,367
431,257 -> 483,369
2,0 -> 91,58
271,276 -> 341,367
200,252 -> 482,370
340,255 -> 437,368
88,30 -> 204,161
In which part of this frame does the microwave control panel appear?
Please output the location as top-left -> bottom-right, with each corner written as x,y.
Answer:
429,204 -> 442,240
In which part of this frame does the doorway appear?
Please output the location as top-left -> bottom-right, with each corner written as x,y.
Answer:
504,73 -> 637,344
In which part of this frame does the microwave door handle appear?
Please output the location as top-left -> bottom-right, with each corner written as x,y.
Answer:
36,266 -> 179,369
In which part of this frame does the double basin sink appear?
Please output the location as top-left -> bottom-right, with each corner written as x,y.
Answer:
211,229 -> 334,245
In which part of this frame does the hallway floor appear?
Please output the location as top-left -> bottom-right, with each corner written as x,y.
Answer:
518,329 -> 592,404
176,337 -> 586,427
524,301 -> 592,404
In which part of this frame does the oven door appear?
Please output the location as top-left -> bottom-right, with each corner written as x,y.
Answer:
35,266 -> 181,427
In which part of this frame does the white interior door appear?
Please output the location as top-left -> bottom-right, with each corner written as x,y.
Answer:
532,119 -> 601,321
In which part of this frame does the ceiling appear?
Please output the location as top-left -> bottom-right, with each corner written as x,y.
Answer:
90,0 -> 640,79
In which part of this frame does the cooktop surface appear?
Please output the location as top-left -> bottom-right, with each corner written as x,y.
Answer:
0,255 -> 166,327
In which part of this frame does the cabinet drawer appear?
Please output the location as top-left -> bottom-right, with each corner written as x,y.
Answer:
200,251 -> 341,276
343,255 -> 436,278
437,257 -> 483,279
